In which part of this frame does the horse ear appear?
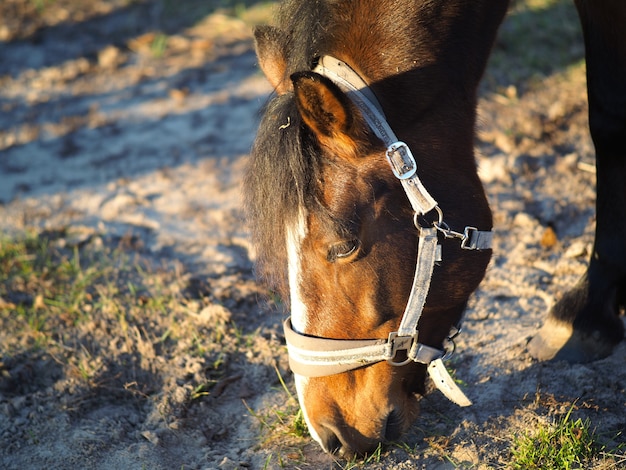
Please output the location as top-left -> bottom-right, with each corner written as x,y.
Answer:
291,71 -> 356,141
254,26 -> 292,95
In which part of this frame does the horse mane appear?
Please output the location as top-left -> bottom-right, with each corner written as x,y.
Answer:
244,1 -> 346,299
244,98 -> 310,299
276,0 -> 334,70
243,0 -> 329,297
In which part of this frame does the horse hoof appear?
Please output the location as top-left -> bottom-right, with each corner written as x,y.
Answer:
527,317 -> 616,363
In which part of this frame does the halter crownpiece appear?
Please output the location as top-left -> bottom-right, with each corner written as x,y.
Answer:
283,55 -> 493,407
314,56 -> 438,216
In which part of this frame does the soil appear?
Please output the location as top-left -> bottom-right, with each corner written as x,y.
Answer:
1,1 -> 625,469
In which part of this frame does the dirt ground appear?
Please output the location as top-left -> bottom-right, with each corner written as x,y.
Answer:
1,1 -> 625,469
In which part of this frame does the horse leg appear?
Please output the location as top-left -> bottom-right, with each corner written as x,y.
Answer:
528,0 -> 626,362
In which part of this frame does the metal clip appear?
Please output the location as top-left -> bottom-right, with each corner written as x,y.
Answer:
386,332 -> 416,366
434,220 -> 464,241
435,222 -> 490,251
386,142 -> 417,180
447,325 -> 462,341
442,337 -> 457,360
441,325 -> 461,360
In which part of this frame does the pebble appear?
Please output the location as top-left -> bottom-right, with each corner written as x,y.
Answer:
564,240 -> 589,258
98,45 -> 123,69
141,430 -> 159,445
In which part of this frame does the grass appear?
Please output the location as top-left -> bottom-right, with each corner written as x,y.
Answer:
245,366 -> 309,454
31,0 -> 56,13
509,405 -> 621,469
3,0 -> 621,467
149,33 -> 169,58
0,228 -> 259,410
484,0 -> 584,92
0,229 -> 102,340
341,444 -> 386,469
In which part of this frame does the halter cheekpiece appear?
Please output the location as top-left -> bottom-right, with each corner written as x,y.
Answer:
283,56 -> 493,407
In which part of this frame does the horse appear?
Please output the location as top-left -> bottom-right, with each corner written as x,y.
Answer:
244,0 -> 626,457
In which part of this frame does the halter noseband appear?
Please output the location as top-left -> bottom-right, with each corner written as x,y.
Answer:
283,56 -> 493,407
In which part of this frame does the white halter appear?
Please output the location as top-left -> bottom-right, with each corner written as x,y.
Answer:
283,56 -> 493,407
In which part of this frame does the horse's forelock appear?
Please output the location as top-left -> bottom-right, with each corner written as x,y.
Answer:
245,93 -> 322,300
245,0 -> 342,301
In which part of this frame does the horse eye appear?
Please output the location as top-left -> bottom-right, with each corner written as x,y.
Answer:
327,239 -> 360,263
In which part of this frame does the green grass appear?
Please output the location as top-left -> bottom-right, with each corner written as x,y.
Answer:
245,365 -> 310,442
244,365 -> 311,467
0,230 -> 102,339
510,405 -> 622,469
338,443 -> 385,469
0,228 -> 253,406
31,0 -> 56,13
149,33 -> 168,58
485,0 -> 584,92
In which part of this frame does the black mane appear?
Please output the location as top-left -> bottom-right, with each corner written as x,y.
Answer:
244,96 -> 314,298
243,0 -> 384,298
244,1 -> 336,297
274,0 -> 334,73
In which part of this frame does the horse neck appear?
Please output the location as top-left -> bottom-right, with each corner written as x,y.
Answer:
319,0 -> 505,180
327,0 -> 504,79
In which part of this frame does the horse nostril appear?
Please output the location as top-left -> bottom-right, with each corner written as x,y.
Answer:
317,425 -> 361,458
317,421 -> 385,458
384,409 -> 404,442
318,425 -> 343,455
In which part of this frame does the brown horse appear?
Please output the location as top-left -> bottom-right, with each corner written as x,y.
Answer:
245,0 -> 626,457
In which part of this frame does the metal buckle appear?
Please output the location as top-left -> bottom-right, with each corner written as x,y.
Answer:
460,227 -> 478,250
386,142 -> 417,180
386,332 -> 417,366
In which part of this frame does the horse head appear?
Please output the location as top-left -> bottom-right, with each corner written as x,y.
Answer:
246,0 -> 507,456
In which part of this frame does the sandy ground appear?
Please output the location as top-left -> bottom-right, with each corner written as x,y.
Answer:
1,1 -> 625,469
